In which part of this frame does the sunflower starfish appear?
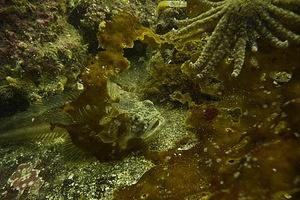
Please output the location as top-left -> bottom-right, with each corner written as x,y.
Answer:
174,0 -> 300,78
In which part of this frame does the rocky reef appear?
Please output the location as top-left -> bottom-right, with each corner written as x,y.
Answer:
0,0 -> 300,200
0,0 -> 88,116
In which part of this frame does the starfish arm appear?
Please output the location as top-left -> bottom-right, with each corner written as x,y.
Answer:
176,8 -> 225,36
231,33 -> 247,78
200,33 -> 231,78
272,0 -> 300,6
197,0 -> 225,7
256,19 -> 289,48
191,12 -> 230,69
267,4 -> 300,24
176,5 -> 224,27
260,11 -> 300,43
173,28 -> 206,41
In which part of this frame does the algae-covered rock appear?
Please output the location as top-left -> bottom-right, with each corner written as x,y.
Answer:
0,141 -> 154,200
69,0 -> 157,52
0,0 -> 88,106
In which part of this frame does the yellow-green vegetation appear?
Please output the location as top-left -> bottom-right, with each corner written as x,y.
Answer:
81,12 -> 161,88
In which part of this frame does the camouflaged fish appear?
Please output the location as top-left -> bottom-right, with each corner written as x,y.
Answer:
99,96 -> 165,150
69,81 -> 165,152
0,81 -> 165,159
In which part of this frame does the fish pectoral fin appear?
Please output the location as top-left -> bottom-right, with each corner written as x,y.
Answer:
61,138 -> 96,162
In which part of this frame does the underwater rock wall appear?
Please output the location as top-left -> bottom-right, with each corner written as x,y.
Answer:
0,0 -> 300,200
0,0 -> 88,116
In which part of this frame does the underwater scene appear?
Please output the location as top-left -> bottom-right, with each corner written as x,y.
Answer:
0,0 -> 300,199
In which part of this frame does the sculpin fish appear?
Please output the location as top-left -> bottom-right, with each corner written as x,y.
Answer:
0,81 -> 165,159
99,96 -> 165,150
